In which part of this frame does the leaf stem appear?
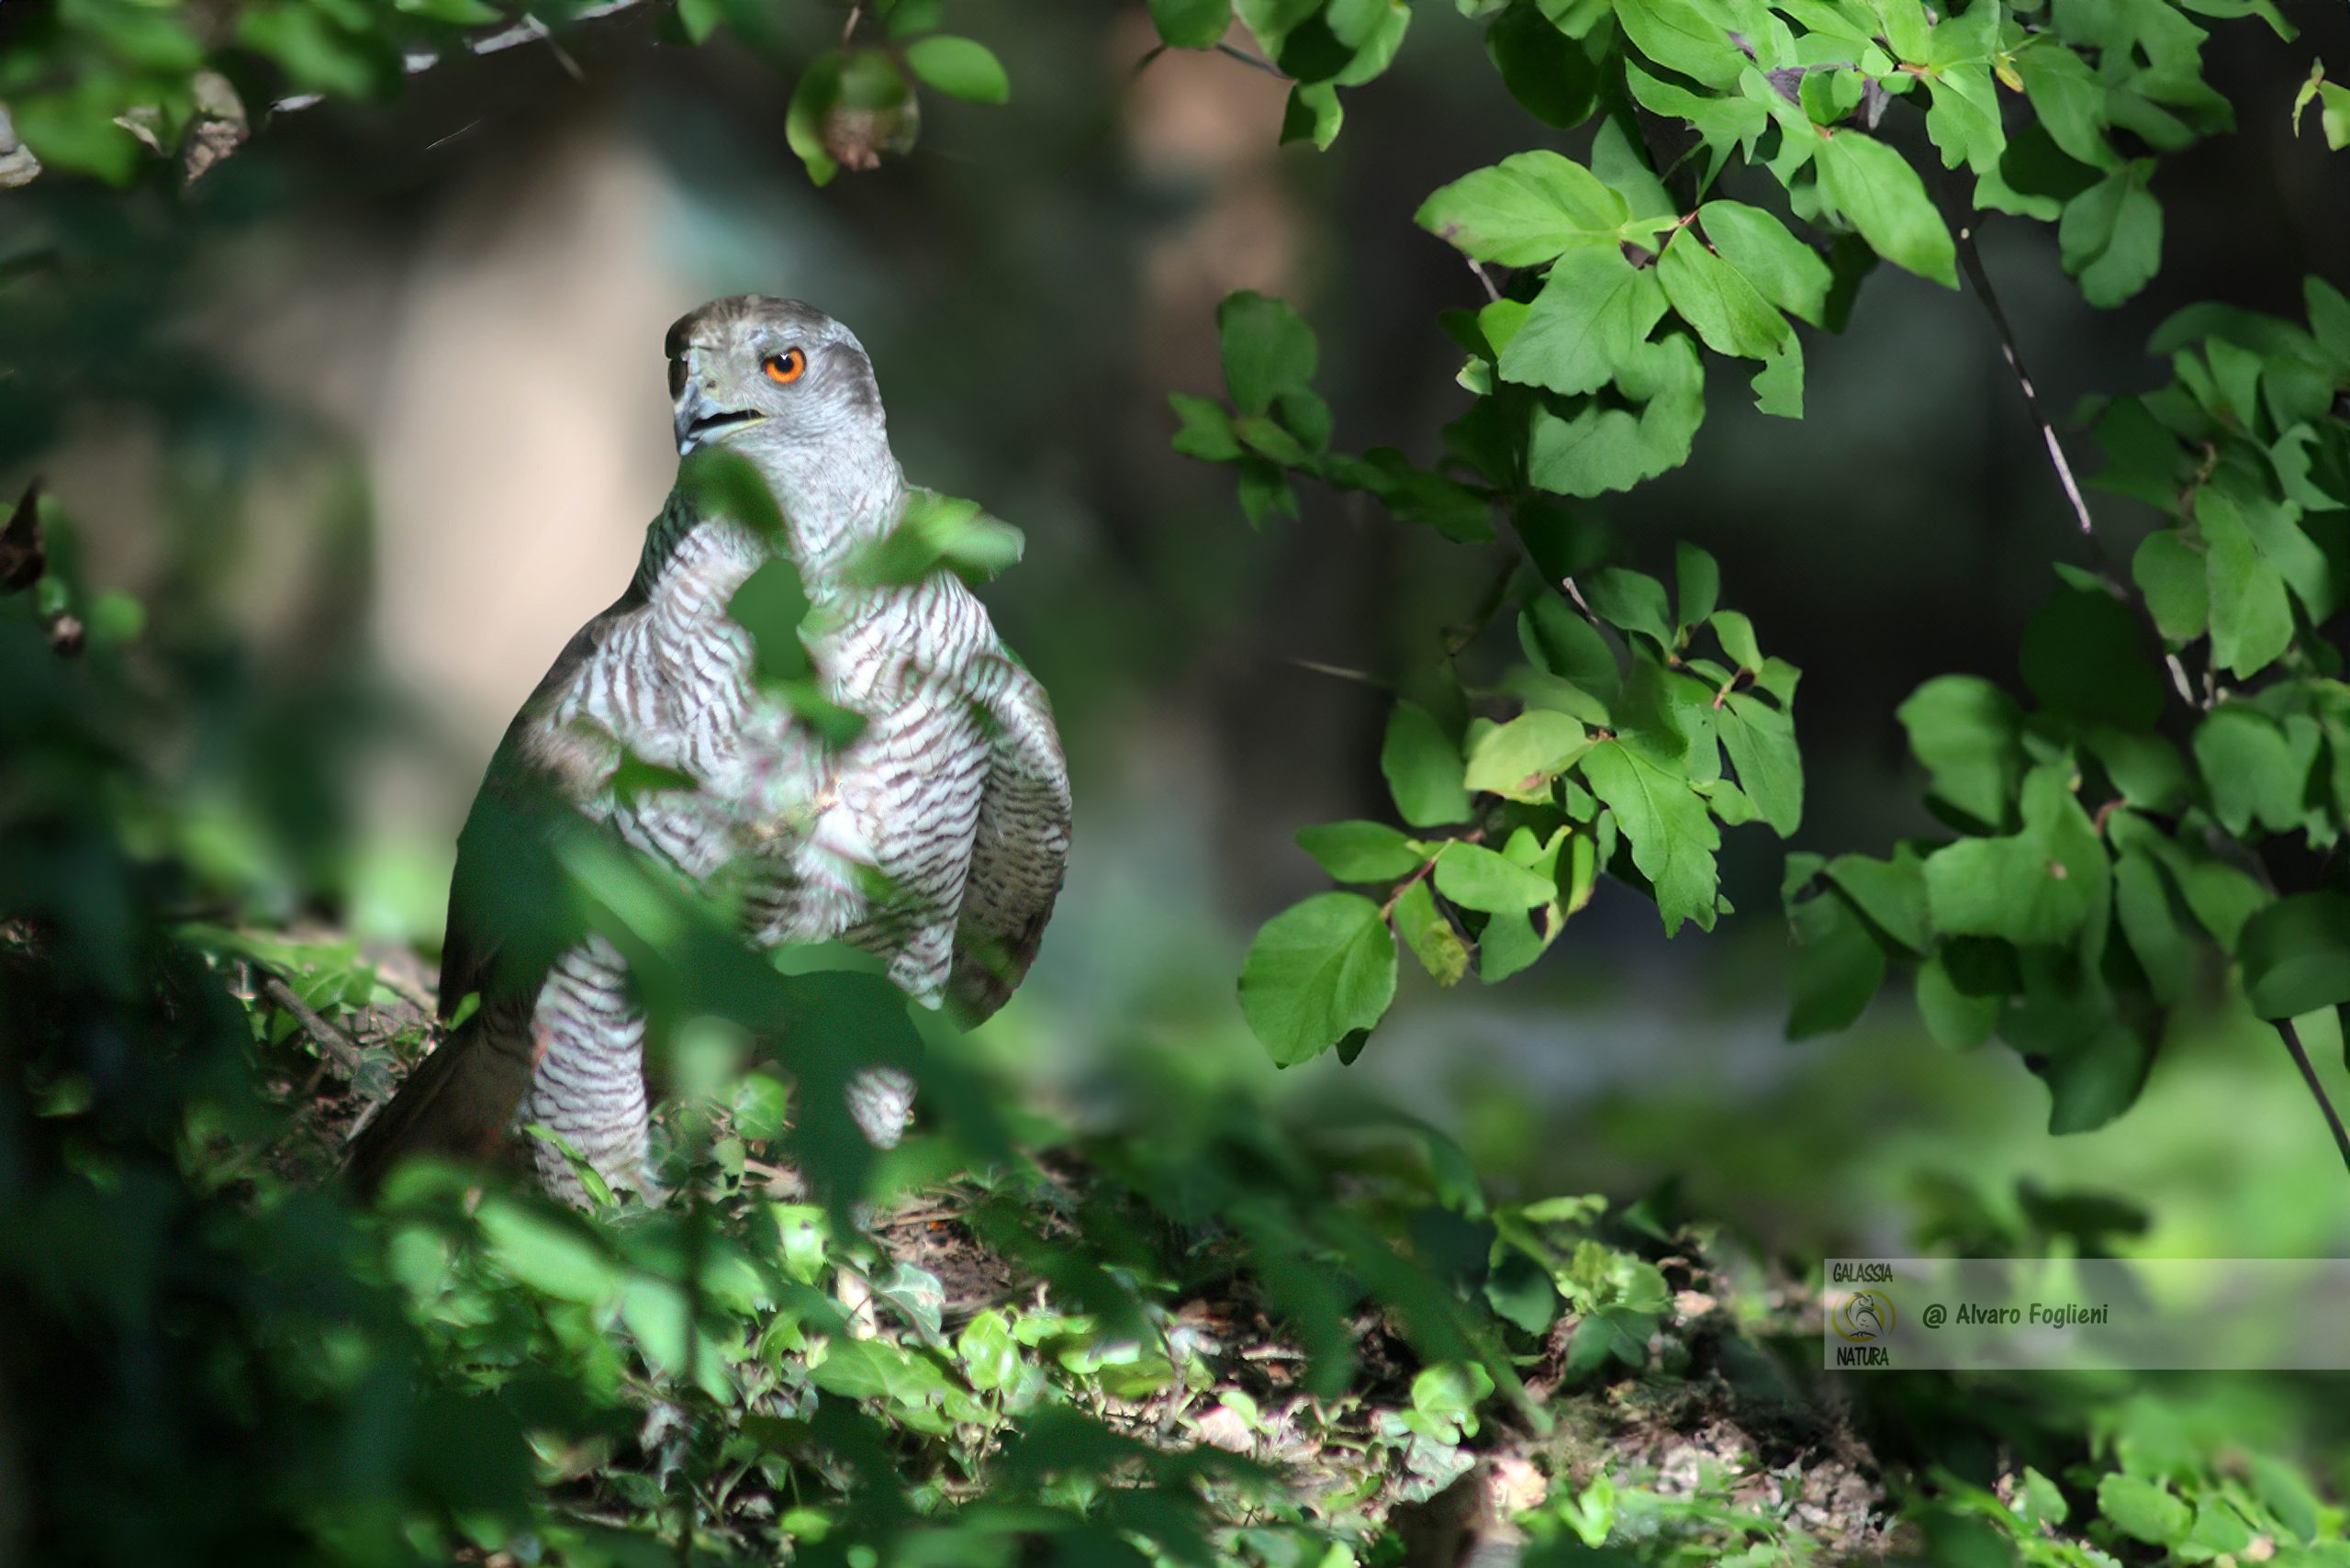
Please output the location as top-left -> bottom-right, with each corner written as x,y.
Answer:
2277,1017 -> 2350,1177
1381,830 -> 1483,920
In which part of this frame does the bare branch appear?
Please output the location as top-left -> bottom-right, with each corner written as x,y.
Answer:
269,0 -> 657,113
0,0 -> 666,188
263,974 -> 367,1080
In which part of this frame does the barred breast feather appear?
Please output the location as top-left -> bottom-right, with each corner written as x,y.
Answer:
347,480 -> 1072,1204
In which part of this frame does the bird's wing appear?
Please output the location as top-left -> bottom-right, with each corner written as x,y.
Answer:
345,594 -> 638,1195
947,654 -> 1071,1023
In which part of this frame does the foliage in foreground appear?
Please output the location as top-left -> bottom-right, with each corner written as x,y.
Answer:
5,568 -> 2348,1566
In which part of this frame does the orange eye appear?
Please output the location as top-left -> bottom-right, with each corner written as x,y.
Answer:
764,347 -> 808,385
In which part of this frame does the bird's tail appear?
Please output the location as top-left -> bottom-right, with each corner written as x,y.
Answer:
341,1015 -> 539,1200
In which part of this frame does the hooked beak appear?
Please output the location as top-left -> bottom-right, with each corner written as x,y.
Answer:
673,384 -> 766,455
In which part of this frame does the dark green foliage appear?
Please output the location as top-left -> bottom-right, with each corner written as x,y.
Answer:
1146,0 -> 2349,1147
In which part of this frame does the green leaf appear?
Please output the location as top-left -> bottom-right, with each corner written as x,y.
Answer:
786,52 -> 845,185
1917,947 -> 2000,1048
2040,1019 -> 2152,1135
1218,292 -> 1318,416
2059,160 -> 2162,308
1281,82 -> 1344,149
2132,531 -> 2208,641
1464,710 -> 1590,800
1414,151 -> 1628,265
2236,891 -> 2350,1019
236,5 -> 401,100
1486,1 -> 1600,128
1409,1361 -> 1496,1437
1696,200 -> 1833,325
903,35 -> 1010,103
2310,275 -> 2350,365
1625,61 -> 1769,189
476,1197 -> 622,1305
2099,1474 -> 2193,1548
1711,608 -> 1762,670
1898,676 -> 2023,830
1237,893 -> 1399,1066
1169,393 -> 1243,462
2114,850 -> 2197,1004
2292,67 -> 2350,150
1520,595 -> 1623,704
1674,543 -> 1720,628
2087,729 -> 2189,812
1718,692 -> 1803,835
957,1309 -> 1021,1392
1613,0 -> 1747,88
727,558 -> 815,682
1787,889 -> 1889,1038
1751,338 -> 1804,417
1921,766 -> 2109,946
854,490 -> 1025,587
1498,246 -> 1670,396
1815,129 -> 1958,286
1582,742 -> 1721,935
2016,39 -> 2115,169
1580,567 -> 1675,648
9,88 -> 148,184
1481,823 -> 1575,980
1296,821 -> 1426,882
1148,0 -> 1232,48
2194,704 -> 2314,835
1434,842 -> 1560,912
1924,63 -> 2008,174
1382,700 -> 1472,826
2020,575 -> 2165,728
1392,879 -> 1470,985
1825,848 -> 1928,953
2199,491 -> 2297,679
2250,1450 -> 2326,1544
1659,230 -> 1794,362
1525,334 -> 1708,498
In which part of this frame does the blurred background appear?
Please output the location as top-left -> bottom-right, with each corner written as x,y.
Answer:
5,0 -> 2349,1273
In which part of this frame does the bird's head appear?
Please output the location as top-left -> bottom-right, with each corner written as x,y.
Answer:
665,296 -> 889,462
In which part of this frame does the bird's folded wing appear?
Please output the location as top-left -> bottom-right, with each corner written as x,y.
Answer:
947,655 -> 1072,1024
345,598 -> 637,1193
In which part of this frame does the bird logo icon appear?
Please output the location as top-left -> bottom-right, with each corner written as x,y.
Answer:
1833,1290 -> 1896,1343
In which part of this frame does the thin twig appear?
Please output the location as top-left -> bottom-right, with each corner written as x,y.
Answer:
1954,221 -> 2199,710
269,0 -> 656,114
1465,257 -> 1501,304
1214,41 -> 1290,79
1288,657 -> 1394,689
262,974 -> 366,1078
1953,224 -> 2096,540
523,13 -> 587,83
2277,1019 -> 2350,1177
1560,576 -> 1602,626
